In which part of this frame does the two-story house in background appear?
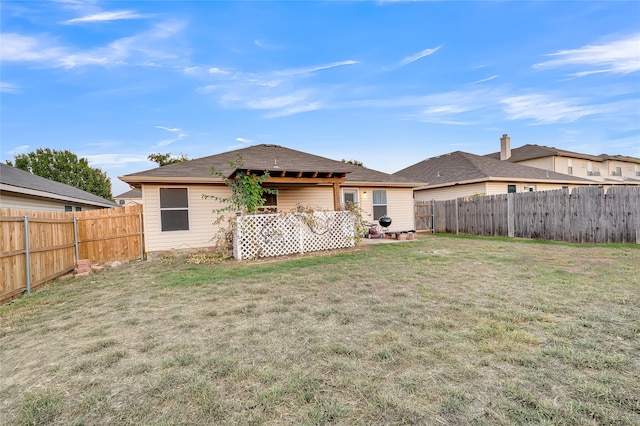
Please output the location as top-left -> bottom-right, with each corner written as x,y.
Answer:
486,134 -> 640,184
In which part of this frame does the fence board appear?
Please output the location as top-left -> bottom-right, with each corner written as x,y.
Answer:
0,205 -> 144,303
432,186 -> 639,244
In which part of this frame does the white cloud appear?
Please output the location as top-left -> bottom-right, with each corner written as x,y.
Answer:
534,33 -> 640,76
156,134 -> 186,147
0,81 -> 19,93
183,66 -> 202,75
192,60 -> 358,118
265,102 -> 321,118
397,46 -> 441,68
246,92 -> 311,110
155,125 -> 186,147
8,145 -> 30,155
275,60 -> 359,77
471,75 -> 498,84
0,20 -> 186,69
156,125 -> 181,133
209,67 -> 231,75
254,39 -> 283,49
0,33 -> 65,63
65,10 -> 146,24
500,94 -> 599,124
236,137 -> 252,143
84,153 -> 150,168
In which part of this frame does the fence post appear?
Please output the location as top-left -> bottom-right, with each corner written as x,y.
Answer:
431,200 -> 435,233
138,212 -> 144,260
455,200 -> 459,234
23,216 -> 31,295
507,193 -> 515,238
73,217 -> 79,261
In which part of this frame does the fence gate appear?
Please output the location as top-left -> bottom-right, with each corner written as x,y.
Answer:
414,201 -> 433,232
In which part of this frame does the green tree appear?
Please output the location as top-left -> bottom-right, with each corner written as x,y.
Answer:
7,148 -> 113,200
341,159 -> 365,167
147,152 -> 189,166
207,154 -> 277,214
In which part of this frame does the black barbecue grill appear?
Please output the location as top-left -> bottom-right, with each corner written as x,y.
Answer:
379,216 -> 392,229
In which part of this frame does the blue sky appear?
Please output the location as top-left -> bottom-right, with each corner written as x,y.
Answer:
1,1 -> 639,196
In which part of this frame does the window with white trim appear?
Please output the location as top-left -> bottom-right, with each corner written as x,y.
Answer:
160,188 -> 189,231
372,189 -> 387,220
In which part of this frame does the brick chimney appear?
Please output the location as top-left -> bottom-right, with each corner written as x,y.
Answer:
500,134 -> 511,160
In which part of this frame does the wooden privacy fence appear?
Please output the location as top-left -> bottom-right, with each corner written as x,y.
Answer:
0,205 -> 144,303
432,186 -> 640,244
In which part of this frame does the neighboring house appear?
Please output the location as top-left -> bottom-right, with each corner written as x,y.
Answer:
485,134 -> 640,184
114,189 -> 142,207
0,163 -> 118,211
119,144 -> 422,253
394,151 -> 593,202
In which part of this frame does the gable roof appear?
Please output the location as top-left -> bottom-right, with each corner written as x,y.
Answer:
485,144 -> 607,163
597,153 -> 640,164
121,144 -> 420,187
114,189 -> 142,199
0,163 -> 117,208
394,151 -> 592,187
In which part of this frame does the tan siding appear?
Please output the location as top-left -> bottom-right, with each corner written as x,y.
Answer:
485,182 -> 579,194
143,183 -> 417,251
415,183 -> 487,202
143,184 -> 232,252
518,157 -> 555,170
603,159 -> 638,180
358,188 -> 414,232
386,188 -> 415,231
276,186 -> 334,212
0,193 -> 101,212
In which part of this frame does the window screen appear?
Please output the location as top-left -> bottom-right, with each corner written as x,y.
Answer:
160,188 -> 189,231
507,185 -> 516,193
372,190 -> 387,220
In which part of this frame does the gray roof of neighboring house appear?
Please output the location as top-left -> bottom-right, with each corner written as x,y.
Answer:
121,144 -> 420,186
114,189 -> 142,199
0,163 -> 118,208
597,153 -> 640,164
394,151 -> 593,186
484,144 -> 637,163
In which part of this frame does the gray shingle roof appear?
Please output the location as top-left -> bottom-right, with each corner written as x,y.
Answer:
114,189 -> 142,199
394,151 -> 592,185
121,144 -> 419,186
0,163 -> 117,208
485,144 -> 607,162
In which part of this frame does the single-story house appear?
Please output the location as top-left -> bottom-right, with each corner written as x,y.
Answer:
393,150 -> 593,202
119,144 -> 422,253
485,134 -> 640,184
114,189 -> 143,207
0,163 -> 118,211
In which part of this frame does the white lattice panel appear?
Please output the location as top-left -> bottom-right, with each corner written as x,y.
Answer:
234,211 -> 356,260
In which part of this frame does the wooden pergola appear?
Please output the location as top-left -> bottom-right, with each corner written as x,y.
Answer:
229,168 -> 349,210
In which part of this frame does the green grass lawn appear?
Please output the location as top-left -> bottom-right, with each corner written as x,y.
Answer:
1,235 -> 639,425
